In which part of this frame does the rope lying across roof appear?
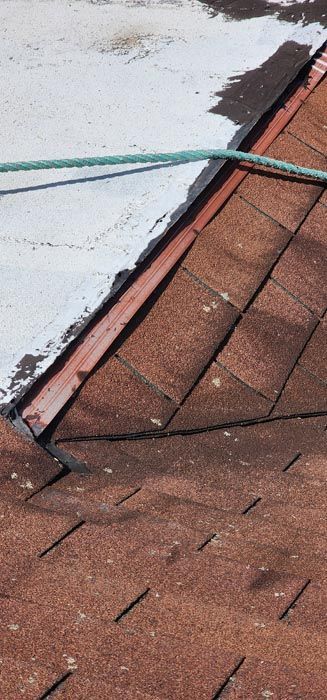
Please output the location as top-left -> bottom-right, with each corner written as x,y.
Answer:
0,149 -> 327,181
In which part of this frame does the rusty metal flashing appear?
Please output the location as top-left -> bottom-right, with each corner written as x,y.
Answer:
17,46 -> 327,436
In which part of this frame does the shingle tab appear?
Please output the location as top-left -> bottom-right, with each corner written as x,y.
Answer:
299,317 -> 327,383
238,133 -> 325,231
0,417 -> 61,500
169,362 -> 272,429
54,356 -> 177,440
273,202 -> 327,315
183,195 -> 290,309
218,280 -> 316,400
287,79 -> 327,157
120,268 -> 237,402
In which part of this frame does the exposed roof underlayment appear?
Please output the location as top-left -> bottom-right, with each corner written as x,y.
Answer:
0,0 -> 325,404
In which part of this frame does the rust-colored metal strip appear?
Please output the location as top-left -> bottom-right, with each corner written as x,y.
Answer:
21,225 -> 198,435
20,49 -> 327,436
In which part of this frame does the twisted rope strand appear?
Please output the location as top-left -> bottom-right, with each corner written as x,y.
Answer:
0,149 -> 326,181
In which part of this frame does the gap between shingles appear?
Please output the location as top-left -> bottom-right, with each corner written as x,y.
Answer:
114,588 -> 150,623
297,362 -> 327,388
115,354 -> 175,404
166,185 -> 319,427
212,657 -> 246,699
25,465 -> 71,502
215,360 -> 272,403
242,497 -> 262,515
285,130 -> 327,161
279,579 -> 311,621
197,532 -> 218,551
38,671 -> 72,699
270,277 -> 320,316
267,314 -> 320,411
239,187 -> 322,319
282,451 -> 302,473
162,311 -> 243,427
116,487 -> 142,506
54,408 -> 327,445
38,520 -> 85,558
181,265 -> 238,309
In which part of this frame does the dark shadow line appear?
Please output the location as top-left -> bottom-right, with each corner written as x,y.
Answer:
197,533 -> 218,551
212,657 -> 246,699
237,163 -> 326,187
25,464 -> 70,502
282,451 -> 302,473
279,579 -> 311,621
0,161 -> 182,196
38,672 -> 72,699
242,497 -> 262,515
114,588 -> 150,623
38,520 -> 85,558
116,487 -> 142,506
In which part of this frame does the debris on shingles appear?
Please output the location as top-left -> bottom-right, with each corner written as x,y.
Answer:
1,78 -> 327,698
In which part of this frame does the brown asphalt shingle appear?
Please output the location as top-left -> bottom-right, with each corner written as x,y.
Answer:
217,279 -> 317,400
272,201 -> 327,315
53,355 -> 177,440
0,75 -> 327,699
183,194 -> 290,310
119,267 -> 238,402
238,132 -> 326,231
287,76 -> 327,157
0,416 -> 62,500
168,361 -> 272,429
299,315 -> 327,383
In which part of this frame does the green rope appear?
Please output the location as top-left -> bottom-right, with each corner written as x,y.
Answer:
0,149 -> 326,181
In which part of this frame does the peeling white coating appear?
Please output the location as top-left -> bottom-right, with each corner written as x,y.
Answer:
0,0 -> 325,402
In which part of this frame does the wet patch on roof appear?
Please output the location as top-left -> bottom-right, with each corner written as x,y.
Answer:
199,0 -> 327,27
211,41 -> 311,124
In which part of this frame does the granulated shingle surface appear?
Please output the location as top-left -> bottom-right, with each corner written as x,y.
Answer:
183,194 -> 290,309
218,657 -> 327,698
299,316 -> 327,383
0,416 -> 61,499
272,201 -> 327,315
53,355 -> 177,440
119,267 -> 238,402
273,363 -> 327,415
287,76 -> 327,157
1,76 -> 327,698
0,657 -> 61,699
238,132 -> 325,231
217,279 -> 316,400
169,362 -> 272,429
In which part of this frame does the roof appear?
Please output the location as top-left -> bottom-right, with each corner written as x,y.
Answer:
0,0 -> 326,404
0,71 -> 327,699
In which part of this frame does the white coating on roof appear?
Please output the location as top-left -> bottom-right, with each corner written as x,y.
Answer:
0,0 -> 325,403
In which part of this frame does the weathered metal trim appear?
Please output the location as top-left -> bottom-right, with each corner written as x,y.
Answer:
19,47 -> 327,436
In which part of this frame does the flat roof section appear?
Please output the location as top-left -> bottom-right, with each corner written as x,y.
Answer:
0,0 -> 326,404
